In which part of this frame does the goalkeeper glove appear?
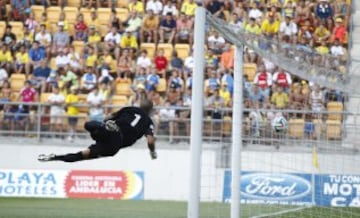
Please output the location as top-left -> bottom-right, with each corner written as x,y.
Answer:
150,151 -> 157,160
105,120 -> 120,132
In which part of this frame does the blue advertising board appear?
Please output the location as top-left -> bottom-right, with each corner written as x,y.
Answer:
223,171 -> 360,207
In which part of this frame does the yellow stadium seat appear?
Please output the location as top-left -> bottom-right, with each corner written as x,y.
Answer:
80,8 -> 92,22
326,120 -> 342,140
157,43 -> 173,60
72,41 -> 85,55
112,95 -> 128,107
327,101 -> 343,120
0,21 -> 6,38
117,0 -> 128,8
116,8 -> 129,22
97,8 -> 111,25
243,63 -> 257,81
140,43 -> 156,58
115,83 -> 132,96
288,119 -> 305,139
63,7 -> 79,25
10,73 -> 26,92
40,93 -> 52,103
46,7 -> 62,24
156,78 -> 167,93
67,0 -> 81,7
31,5 -> 45,22
175,44 -> 190,60
99,24 -> 110,37
8,22 -> 23,39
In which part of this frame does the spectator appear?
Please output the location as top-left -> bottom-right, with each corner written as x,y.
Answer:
315,0 -> 334,21
295,0 -> 310,25
32,60 -> 51,93
176,13 -> 194,44
117,48 -> 135,78
129,83 -> 147,106
10,0 -> 30,21
146,0 -> 163,15
272,68 -> 292,92
205,49 -> 218,68
154,49 -> 168,75
18,25 -> 33,49
52,22 -> 70,54
29,41 -> 46,69
104,26 -> 121,56
159,12 -> 176,43
128,0 -> 145,15
206,0 -> 225,19
157,100 -> 176,142
87,86 -> 105,122
125,10 -> 142,34
0,68 -> 8,87
207,31 -> 225,54
282,0 -> 295,19
331,17 -> 346,43
98,48 -> 114,73
0,80 -> 14,131
74,14 -> 88,41
120,30 -> 138,49
330,39 -> 347,65
14,46 -> 30,78
47,85 -> 65,135
2,25 -> 16,48
0,44 -> 13,73
98,68 -> 114,85
271,85 -> 289,109
110,9 -> 121,30
81,66 -> 97,92
229,13 -> 243,29
221,69 -> 234,94
88,10 -> 100,30
25,12 -> 38,34
261,12 -> 280,38
206,87 -> 224,120
65,86 -> 79,142
67,46 -> 82,70
162,0 -> 178,17
168,69 -> 183,93
248,2 -> 263,20
170,51 -> 183,70
140,9 -> 159,43
334,0 -> 350,21
136,50 -> 152,71
35,24 -> 52,48
313,22 -> 331,44
309,84 -> 325,114
16,80 -> 37,131
244,17 -> 261,35
220,43 -> 234,70
55,48 -> 70,69
58,12 -> 69,33
167,82 -> 180,105
181,0 -> 197,17
46,70 -> 58,91
253,65 -> 272,99
205,70 -> 220,94
87,26 -> 101,48
184,50 -> 194,72
219,83 -> 231,107
59,65 -> 78,89
145,67 -> 160,93
279,16 -> 298,41
84,46 -> 98,69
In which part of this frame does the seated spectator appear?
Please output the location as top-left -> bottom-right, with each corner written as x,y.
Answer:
140,10 -> 159,43
261,12 -> 280,39
253,65 -> 272,99
282,0 -> 295,19
98,68 -> 114,85
29,41 -> 46,69
0,44 -> 13,73
16,80 -> 37,131
168,69 -> 183,93
81,66 -> 97,92
128,0 -> 145,15
18,25 -> 33,49
244,17 -> 261,35
0,0 -> 6,21
159,13 -> 176,43
84,46 -> 98,69
67,46 -> 82,70
10,0 -> 30,21
15,45 -> 30,75
2,25 -> 16,49
297,19 -> 314,47
334,0 -> 350,22
170,51 -> 183,70
146,0 -> 163,15
47,85 -> 65,135
39,12 -> 51,31
46,70 -> 58,91
154,49 -> 168,76
313,22 -> 331,44
125,10 -> 142,35
87,86 -> 105,122
35,24 -> 52,49
157,100 -> 176,142
205,70 -> 220,95
167,82 -> 180,105
65,86 -> 79,142
120,30 -> 138,49
205,49 -> 218,68
104,26 -> 121,58
248,2 -> 263,20
74,14 -> 88,41
98,48 -> 114,73
58,12 -> 69,33
315,0 -> 334,22
136,50 -> 152,71
32,60 -> 51,93
289,83 -> 307,112
176,13 -> 194,44
59,65 -> 79,90
220,44 -> 234,70
205,87 -> 224,120
295,0 -> 310,26
110,9 -> 121,30
55,48 -> 70,69
117,48 -> 135,78
279,16 -> 298,42
309,84 -> 325,114
129,83 -> 147,106
273,68 -> 292,92
207,30 -> 225,54
162,0 -> 178,17
181,0 -> 197,17
271,85 -> 289,109
219,83 -> 231,107
145,67 -> 160,94
229,13 -> 244,29
330,39 -> 347,65
133,67 -> 147,88
87,26 -> 102,48
88,10 -> 100,30
330,17 -> 346,43
52,22 -> 70,54
221,69 -> 234,94
0,68 -> 8,88
184,50 -> 194,73
206,0 -> 225,19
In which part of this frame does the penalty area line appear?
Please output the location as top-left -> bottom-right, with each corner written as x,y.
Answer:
250,206 -> 311,218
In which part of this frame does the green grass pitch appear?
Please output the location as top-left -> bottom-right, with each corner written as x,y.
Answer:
0,198 -> 360,218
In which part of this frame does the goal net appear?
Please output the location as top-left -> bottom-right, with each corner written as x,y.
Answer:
188,7 -> 360,218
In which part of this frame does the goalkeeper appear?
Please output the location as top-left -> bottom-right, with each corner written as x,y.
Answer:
38,99 -> 157,162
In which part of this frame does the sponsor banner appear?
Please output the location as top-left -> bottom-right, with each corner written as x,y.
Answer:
0,169 -> 67,198
315,174 -> 360,207
65,170 -> 144,200
0,169 -> 144,200
223,171 -> 312,205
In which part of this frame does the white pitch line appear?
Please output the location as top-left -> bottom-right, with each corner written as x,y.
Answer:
250,206 -> 311,218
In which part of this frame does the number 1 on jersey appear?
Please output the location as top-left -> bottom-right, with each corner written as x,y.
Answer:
131,114 -> 141,127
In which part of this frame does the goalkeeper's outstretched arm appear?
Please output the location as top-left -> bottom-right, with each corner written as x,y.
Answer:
147,135 -> 157,159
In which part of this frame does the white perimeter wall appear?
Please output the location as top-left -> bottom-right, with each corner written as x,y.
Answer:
0,144 -> 359,201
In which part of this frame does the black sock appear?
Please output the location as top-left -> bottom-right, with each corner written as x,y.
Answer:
53,152 -> 84,162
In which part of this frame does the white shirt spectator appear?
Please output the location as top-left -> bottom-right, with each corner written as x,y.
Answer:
55,54 -> 70,68
67,52 -> 81,69
87,91 -> 105,118
162,4 -> 178,16
48,93 -> 65,115
208,35 -> 226,48
35,32 -> 52,46
330,45 -> 345,56
263,58 -> 276,72
0,68 -> 8,87
136,56 -> 152,69
248,8 -> 262,20
159,106 -> 176,120
272,71 -> 292,85
104,32 -> 121,44
98,68 -> 114,83
279,21 -> 298,36
81,73 -> 97,90
184,56 -> 194,70
253,72 -> 273,87
146,0 -> 163,15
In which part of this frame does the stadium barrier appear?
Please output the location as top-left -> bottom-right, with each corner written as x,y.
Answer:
0,101 -> 353,145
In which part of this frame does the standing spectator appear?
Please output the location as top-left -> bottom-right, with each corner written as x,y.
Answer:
140,10 -> 160,43
253,65 -> 273,99
154,49 -> 168,75
65,86 -> 79,142
159,13 -> 176,43
315,0 -> 334,21
32,60 -> 51,93
176,13 -> 194,45
87,86 -> 105,122
28,41 -> 46,69
48,85 -> 65,135
74,14 -> 88,41
162,0 -> 178,17
52,22 -> 70,54
2,25 -> 16,49
272,68 -> 292,92
146,0 -> 163,15
81,66 -> 97,92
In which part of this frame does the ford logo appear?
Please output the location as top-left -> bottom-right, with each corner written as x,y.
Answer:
240,173 -> 311,201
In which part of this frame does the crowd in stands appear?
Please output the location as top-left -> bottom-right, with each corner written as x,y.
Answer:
0,0 -> 352,141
